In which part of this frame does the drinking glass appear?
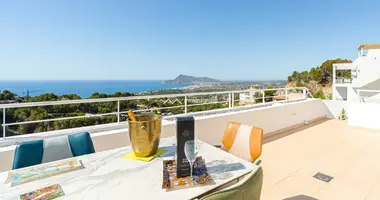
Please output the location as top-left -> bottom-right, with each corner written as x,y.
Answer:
184,140 -> 198,179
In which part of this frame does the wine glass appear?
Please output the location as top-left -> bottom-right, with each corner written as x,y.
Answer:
184,140 -> 199,180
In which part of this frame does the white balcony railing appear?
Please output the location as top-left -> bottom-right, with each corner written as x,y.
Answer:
0,87 -> 312,138
335,78 -> 352,84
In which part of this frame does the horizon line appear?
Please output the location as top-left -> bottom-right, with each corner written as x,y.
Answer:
0,79 -> 286,82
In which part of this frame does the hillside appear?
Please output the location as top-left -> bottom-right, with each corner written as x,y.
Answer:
286,81 -> 332,99
286,58 -> 352,99
162,74 -> 220,84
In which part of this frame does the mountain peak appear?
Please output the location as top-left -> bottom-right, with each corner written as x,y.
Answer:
162,74 -> 220,84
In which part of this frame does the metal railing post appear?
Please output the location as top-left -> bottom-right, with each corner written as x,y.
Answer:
228,93 -> 232,108
285,88 -> 288,100
306,89 -> 314,98
262,91 -> 265,103
184,96 -> 188,114
117,100 -> 120,123
303,88 -> 307,98
231,92 -> 235,108
2,108 -> 5,138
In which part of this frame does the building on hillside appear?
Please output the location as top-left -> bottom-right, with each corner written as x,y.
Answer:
333,43 -> 380,103
239,87 -> 260,105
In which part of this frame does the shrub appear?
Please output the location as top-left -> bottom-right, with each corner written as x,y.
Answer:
296,81 -> 305,87
338,108 -> 348,120
312,90 -> 325,100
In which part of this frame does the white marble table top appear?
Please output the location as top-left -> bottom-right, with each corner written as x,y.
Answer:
0,137 -> 257,200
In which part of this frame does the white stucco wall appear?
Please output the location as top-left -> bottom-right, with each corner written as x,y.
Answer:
323,100 -> 380,130
333,49 -> 380,101
323,100 -> 349,119
346,85 -> 359,102
89,99 -> 331,148
324,99 -> 380,130
348,102 -> 380,129
194,99 -> 329,145
353,49 -> 380,88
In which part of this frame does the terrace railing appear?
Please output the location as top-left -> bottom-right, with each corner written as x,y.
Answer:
0,87 -> 311,138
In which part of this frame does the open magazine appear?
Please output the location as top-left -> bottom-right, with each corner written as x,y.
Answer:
6,158 -> 84,186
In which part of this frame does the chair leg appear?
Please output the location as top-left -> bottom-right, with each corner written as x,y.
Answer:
254,159 -> 262,166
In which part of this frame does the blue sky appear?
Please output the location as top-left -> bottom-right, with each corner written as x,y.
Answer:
1,0 -> 380,81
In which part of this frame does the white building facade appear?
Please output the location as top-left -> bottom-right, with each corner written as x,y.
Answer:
333,43 -> 380,102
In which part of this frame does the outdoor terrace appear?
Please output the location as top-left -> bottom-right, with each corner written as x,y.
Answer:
2,86 -> 380,199
0,88 -> 318,172
261,119 -> 380,200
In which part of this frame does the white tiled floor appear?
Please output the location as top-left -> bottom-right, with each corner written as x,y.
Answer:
260,119 -> 380,200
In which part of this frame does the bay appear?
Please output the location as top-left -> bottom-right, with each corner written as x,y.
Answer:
0,80 -> 191,98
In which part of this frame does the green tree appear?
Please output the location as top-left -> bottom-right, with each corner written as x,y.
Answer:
287,58 -> 352,86
0,90 -> 16,100
319,58 -> 352,84
299,71 -> 309,83
287,76 -> 292,82
26,93 -> 59,102
309,67 -> 322,82
291,71 -> 299,81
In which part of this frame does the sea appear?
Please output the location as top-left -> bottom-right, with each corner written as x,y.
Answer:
0,80 -> 191,98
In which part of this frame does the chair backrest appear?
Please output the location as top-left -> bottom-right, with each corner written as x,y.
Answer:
222,121 -> 263,162
68,132 -> 95,157
200,166 -> 263,200
12,140 -> 44,170
41,135 -> 74,163
13,132 -> 95,170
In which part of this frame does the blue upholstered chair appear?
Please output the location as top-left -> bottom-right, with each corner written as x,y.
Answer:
68,132 -> 96,157
13,132 -> 95,170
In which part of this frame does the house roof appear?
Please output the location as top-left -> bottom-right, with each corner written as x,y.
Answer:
358,43 -> 380,50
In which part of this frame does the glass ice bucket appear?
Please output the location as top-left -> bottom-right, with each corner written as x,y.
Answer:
128,113 -> 162,157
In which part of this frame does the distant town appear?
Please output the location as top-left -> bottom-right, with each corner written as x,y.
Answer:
147,74 -> 286,95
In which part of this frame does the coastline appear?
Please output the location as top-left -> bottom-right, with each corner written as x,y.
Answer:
1,80 -> 287,101
0,80 -> 193,98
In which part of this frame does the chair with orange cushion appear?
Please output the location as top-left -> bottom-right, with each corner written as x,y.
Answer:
221,121 -> 263,163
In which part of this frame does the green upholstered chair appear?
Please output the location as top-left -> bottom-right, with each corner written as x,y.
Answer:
13,132 -> 95,170
200,166 -> 263,200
